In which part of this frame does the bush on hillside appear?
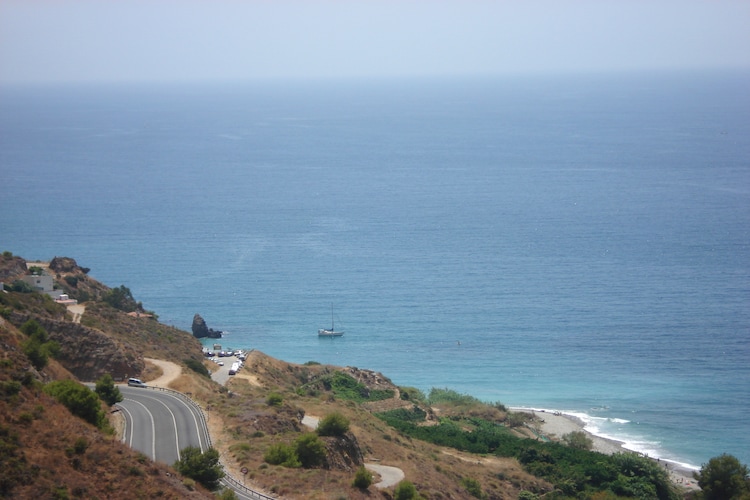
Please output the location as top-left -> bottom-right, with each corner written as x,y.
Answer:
694,453 -> 749,500
318,371 -> 394,403
353,466 -> 373,489
174,446 -> 225,490
263,443 -> 300,468
20,319 -> 59,370
101,285 -> 139,312
44,380 -> 106,429
394,480 -> 420,500
95,374 -> 123,406
184,358 -> 209,378
266,392 -> 283,407
10,280 -> 34,293
461,477 -> 485,499
562,431 -> 593,450
295,433 -> 326,468
378,406 -> 677,499
316,412 -> 350,437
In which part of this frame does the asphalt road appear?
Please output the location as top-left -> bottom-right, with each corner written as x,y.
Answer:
117,386 -> 210,465
117,385 -> 270,500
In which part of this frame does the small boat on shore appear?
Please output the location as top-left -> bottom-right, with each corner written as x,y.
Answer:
318,304 -> 344,337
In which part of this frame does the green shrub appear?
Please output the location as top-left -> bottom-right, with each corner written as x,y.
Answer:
0,380 -> 22,400
461,477 -> 485,499
266,393 -> 283,407
505,412 -> 530,428
352,466 -> 373,489
562,431 -> 593,450
394,480 -> 419,500
10,280 -> 34,293
95,374 -> 123,406
377,401 -> 677,499
399,386 -> 426,403
518,492 -> 539,500
316,371 -> 394,403
317,412 -> 350,437
428,387 -> 482,406
44,380 -> 106,428
173,446 -> 224,490
20,319 -> 59,370
294,433 -> 326,468
101,285 -> 138,312
378,406 -> 427,423
694,454 -> 749,500
73,437 -> 88,455
263,443 -> 300,468
184,358 -> 210,378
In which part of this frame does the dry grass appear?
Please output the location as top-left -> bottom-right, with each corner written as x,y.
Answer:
195,351 -> 550,499
141,359 -> 164,382
0,323 -> 214,499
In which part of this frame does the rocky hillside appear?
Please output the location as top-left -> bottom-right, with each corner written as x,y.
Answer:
0,254 -> 204,381
0,310 -> 213,498
0,252 -> 219,498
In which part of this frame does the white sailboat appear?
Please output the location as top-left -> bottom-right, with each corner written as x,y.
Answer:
318,304 -> 344,337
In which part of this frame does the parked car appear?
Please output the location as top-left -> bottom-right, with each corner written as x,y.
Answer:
127,378 -> 147,388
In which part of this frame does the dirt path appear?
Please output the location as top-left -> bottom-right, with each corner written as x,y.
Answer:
143,358 -> 182,388
67,304 -> 85,323
301,414 -> 320,429
301,414 -> 406,489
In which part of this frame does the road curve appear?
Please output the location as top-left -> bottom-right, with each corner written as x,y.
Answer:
365,463 -> 406,489
117,385 -> 270,500
118,386 -> 209,465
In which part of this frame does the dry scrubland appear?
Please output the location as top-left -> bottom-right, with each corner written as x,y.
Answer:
1,254 -> 700,499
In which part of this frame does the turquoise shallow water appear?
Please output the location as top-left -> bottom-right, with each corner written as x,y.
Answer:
2,71 -> 749,469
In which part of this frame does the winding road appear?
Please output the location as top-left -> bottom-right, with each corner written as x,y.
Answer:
116,384 -> 271,500
117,386 -> 210,465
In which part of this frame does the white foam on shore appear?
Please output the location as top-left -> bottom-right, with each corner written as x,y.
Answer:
511,407 -> 700,471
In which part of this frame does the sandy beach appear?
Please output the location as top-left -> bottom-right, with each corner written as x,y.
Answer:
511,408 -> 700,492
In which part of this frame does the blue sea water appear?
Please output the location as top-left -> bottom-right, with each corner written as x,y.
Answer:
2,71 -> 749,470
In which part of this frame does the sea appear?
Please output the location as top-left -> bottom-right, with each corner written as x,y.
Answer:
2,70 -> 748,471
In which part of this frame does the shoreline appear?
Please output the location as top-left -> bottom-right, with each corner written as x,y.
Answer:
511,408 -> 700,491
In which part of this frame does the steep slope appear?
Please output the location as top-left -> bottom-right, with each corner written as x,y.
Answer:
0,316 -> 213,499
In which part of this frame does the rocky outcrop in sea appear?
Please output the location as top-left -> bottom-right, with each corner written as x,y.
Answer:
191,313 -> 222,339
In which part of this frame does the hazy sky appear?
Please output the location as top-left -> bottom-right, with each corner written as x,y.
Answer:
1,0 -> 749,83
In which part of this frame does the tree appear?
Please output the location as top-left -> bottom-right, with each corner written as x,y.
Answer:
294,433 -> 326,468
10,280 -> 33,293
317,412 -> 350,437
44,380 -> 106,428
694,454 -> 749,500
95,374 -> 123,406
174,446 -> 225,490
352,466 -> 373,489
20,319 -> 59,370
101,285 -> 138,312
